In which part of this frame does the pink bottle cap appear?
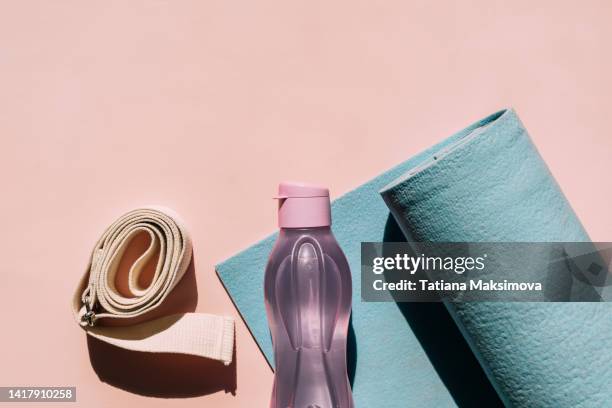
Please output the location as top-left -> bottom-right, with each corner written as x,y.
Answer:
275,181 -> 331,228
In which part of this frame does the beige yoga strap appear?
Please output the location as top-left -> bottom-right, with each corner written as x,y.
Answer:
72,207 -> 235,366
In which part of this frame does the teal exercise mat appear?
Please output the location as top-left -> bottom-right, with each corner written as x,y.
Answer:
216,112 -> 517,407
381,109 -> 612,407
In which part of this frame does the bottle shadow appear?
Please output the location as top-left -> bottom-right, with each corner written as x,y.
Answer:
347,316 -> 357,388
382,214 -> 503,408
86,257 -> 238,398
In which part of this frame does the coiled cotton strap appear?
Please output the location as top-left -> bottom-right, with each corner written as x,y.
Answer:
72,207 -> 234,365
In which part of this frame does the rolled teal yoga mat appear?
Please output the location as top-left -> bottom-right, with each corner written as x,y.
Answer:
381,109 -> 612,407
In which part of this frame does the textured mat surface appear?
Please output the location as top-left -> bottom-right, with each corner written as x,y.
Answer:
381,109 -> 612,407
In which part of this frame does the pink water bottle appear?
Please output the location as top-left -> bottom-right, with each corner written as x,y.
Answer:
264,182 -> 354,408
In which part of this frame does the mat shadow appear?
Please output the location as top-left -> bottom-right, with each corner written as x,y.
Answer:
383,214 -> 503,408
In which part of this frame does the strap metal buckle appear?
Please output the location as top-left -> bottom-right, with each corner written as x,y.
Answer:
82,295 -> 96,327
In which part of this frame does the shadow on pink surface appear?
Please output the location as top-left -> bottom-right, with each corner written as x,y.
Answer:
84,257 -> 238,397
87,336 -> 237,398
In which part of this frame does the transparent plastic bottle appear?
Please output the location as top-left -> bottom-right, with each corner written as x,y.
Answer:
264,182 -> 354,408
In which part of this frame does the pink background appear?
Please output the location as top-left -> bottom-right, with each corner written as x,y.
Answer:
1,1 -> 611,407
